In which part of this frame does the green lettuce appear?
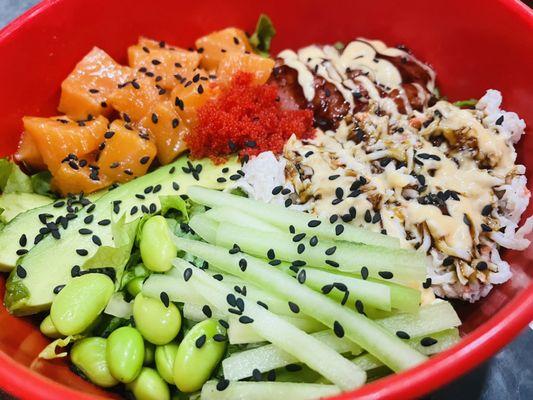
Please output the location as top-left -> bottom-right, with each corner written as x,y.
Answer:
250,14 -> 276,57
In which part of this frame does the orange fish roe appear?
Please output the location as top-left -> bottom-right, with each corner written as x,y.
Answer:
186,72 -> 314,162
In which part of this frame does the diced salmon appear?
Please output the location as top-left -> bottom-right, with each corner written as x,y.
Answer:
52,157 -> 110,196
14,132 -> 46,171
97,120 -> 157,183
170,72 -> 220,126
139,100 -> 189,165
58,47 -> 134,120
22,115 -> 108,170
217,52 -> 275,86
128,37 -> 201,91
108,75 -> 163,122
195,28 -> 252,71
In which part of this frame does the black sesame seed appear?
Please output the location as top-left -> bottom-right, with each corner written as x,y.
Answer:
335,187 -> 344,199
308,220 -> 321,228
420,337 -> 438,347
239,315 -> 254,324
229,174 -> 241,181
160,292 -> 170,307
213,274 -> 223,281
16,265 -> 27,278
288,301 -> 300,313
364,210 -> 372,223
297,243 -> 305,254
268,259 -> 281,266
239,258 -> 247,272
83,215 -> 94,224
213,334 -> 226,342
289,225 -> 296,234
309,236 -> 319,247
325,260 -> 339,268
267,249 -> 275,260
443,256 -> 454,266
481,223 -> 492,232
293,233 -> 306,242
378,271 -> 393,279
335,225 -> 344,236
481,204 -> 493,216
476,261 -> 488,271
325,246 -> 337,256
297,269 -> 306,284
76,249 -> 88,256
202,305 -> 212,318
333,321 -> 345,338
256,300 -> 269,309
355,300 -> 364,314
71,265 -> 81,277
98,219 -> 111,226
172,182 -> 180,191
360,266 -> 369,280
329,174 -> 340,180
495,115 -> 504,125
92,235 -> 102,246
53,201 -> 65,208
18,234 -> 27,247
219,319 -> 230,329
229,244 -> 241,254
53,284 -> 65,294
217,177 -> 226,183
195,334 -> 206,348
285,198 -> 293,207
183,268 -> 192,281
329,215 -> 338,224
423,277 -> 432,289
286,363 -> 302,372
216,379 -> 229,391
396,330 -> 410,339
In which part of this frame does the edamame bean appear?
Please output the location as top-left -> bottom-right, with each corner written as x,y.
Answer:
39,315 -> 62,339
173,319 -> 227,392
51,274 -> 114,335
126,277 -> 144,297
133,293 -> 181,345
140,216 -> 177,272
71,337 -> 118,388
155,342 -> 179,384
126,367 -> 170,400
106,326 -> 144,383
144,342 -> 155,365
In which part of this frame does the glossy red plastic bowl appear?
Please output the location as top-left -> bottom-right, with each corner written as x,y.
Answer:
1,0 -> 532,399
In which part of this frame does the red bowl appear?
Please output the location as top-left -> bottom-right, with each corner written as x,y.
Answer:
1,0 -> 532,399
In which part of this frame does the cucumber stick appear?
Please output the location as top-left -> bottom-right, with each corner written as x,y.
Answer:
223,330 -> 362,381
205,207 -> 281,233
171,258 -> 366,390
201,381 -> 341,400
187,186 -> 399,248
214,221 -> 426,285
172,237 -> 428,372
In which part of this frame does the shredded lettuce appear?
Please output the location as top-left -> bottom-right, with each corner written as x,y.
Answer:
38,335 -> 83,359
453,99 -> 477,108
30,171 -> 55,197
250,14 -> 276,57
0,158 -> 32,194
104,292 -> 133,319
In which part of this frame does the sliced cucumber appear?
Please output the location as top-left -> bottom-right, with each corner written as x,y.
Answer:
223,330 -> 362,381
172,237 -> 428,372
214,221 -> 427,285
201,381 -> 341,400
172,258 -> 366,390
187,186 -> 399,248
205,207 -> 280,233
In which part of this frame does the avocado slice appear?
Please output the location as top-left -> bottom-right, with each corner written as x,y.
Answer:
0,193 -> 54,224
4,156 -> 239,315
0,191 -> 102,272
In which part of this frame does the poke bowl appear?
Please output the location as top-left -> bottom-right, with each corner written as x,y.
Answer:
0,0 -> 532,399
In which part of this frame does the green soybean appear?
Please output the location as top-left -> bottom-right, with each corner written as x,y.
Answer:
126,367 -> 170,400
144,342 -> 155,365
133,293 -> 181,345
51,274 -> 114,335
126,277 -> 145,297
71,337 -> 118,388
173,319 -> 227,392
39,315 -> 62,339
155,342 -> 179,384
106,326 -> 144,383
140,216 -> 177,272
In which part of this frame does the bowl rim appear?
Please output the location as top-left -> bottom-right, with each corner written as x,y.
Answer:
0,0 -> 532,399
